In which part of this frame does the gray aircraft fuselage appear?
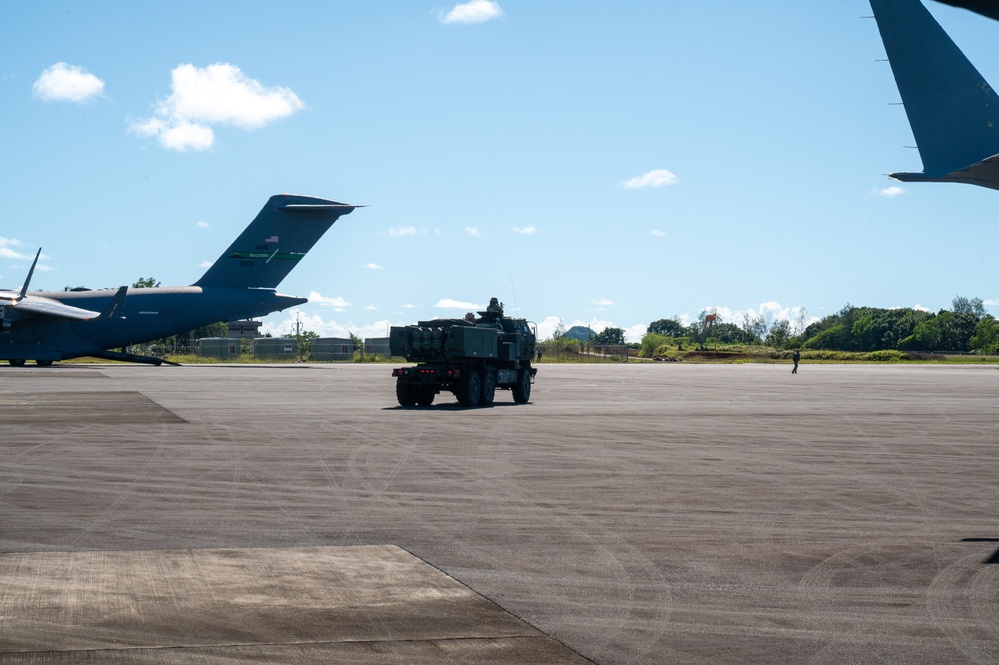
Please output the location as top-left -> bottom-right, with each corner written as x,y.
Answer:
4,288 -> 304,362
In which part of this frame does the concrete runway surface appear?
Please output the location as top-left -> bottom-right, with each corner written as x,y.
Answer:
1,362 -> 997,664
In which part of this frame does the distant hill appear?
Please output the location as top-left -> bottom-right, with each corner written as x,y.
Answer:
564,325 -> 595,341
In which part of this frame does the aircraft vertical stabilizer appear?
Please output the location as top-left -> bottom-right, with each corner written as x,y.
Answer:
870,0 -> 999,189
194,194 -> 356,290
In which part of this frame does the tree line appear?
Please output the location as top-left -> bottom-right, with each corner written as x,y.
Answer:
642,296 -> 998,354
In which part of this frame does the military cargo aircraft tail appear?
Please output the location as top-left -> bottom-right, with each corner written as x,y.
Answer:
195,194 -> 357,289
870,0 -> 999,189
1,193 -> 356,366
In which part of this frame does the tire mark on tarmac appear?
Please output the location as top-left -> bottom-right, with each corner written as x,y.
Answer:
198,424 -> 244,543
201,424 -> 323,545
0,429 -> 64,499
64,423 -> 168,549
324,414 -> 674,665
925,551 -> 999,664
287,425 -> 365,542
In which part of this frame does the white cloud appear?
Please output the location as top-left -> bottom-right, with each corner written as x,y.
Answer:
913,303 -> 931,312
439,0 -> 503,24
650,229 -> 665,237
129,63 -> 304,151
33,63 -> 105,103
132,118 -> 215,151
536,316 -> 564,341
984,299 -> 999,307
580,318 -> 612,334
513,225 -> 537,235
464,226 -> 482,237
625,324 -> 647,343
686,301 -> 820,335
307,292 -> 351,311
877,185 -> 908,198
540,317 -> 647,344
196,220 -> 209,228
198,260 -> 213,268
364,304 -> 378,311
621,169 -> 678,190
387,226 -> 426,237
402,304 -> 416,309
436,298 -> 481,310
365,263 -> 384,270
259,308 -> 394,340
593,298 -> 614,307
0,237 -> 31,261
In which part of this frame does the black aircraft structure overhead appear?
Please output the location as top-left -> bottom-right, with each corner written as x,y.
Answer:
870,0 -> 999,190
934,0 -> 999,22
0,194 -> 356,366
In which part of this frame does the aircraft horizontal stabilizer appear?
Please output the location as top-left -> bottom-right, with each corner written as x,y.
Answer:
890,152 -> 999,189
279,203 -> 358,210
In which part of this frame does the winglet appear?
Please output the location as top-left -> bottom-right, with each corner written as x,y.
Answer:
18,249 -> 41,301
870,0 -> 999,188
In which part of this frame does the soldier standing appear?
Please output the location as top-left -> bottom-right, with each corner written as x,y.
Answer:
792,349 -> 800,374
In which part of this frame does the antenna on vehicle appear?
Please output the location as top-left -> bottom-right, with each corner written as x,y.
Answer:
508,271 -> 519,315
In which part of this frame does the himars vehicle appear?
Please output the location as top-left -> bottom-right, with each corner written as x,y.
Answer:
0,194 -> 356,366
390,298 -> 537,407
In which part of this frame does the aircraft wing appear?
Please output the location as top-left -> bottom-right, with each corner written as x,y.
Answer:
9,296 -> 101,320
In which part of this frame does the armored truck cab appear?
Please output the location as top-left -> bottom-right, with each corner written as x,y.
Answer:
390,298 -> 537,407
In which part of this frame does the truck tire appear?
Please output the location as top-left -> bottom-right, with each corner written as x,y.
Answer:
456,368 -> 481,407
479,370 -> 496,406
512,369 -> 531,403
396,380 -> 417,407
8,359 -> 26,367
415,388 -> 435,406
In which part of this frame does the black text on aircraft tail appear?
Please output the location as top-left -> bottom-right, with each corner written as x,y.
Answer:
194,194 -> 356,290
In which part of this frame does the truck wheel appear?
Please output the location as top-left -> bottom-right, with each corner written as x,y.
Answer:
396,380 -> 417,407
512,369 -> 531,403
479,370 -> 496,406
8,359 -> 26,367
415,388 -> 435,406
457,368 -> 481,407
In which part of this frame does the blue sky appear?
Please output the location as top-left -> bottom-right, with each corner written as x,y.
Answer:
3,1 -> 998,342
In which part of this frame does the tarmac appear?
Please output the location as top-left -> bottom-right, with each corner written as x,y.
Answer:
1,362 -> 998,663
